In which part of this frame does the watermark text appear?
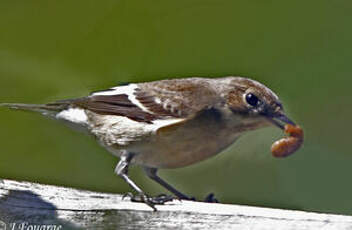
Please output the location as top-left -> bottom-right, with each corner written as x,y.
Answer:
0,221 -> 62,230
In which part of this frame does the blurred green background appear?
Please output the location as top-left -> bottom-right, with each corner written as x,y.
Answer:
1,0 -> 351,215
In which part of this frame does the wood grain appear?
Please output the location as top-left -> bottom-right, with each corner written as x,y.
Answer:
0,179 -> 351,230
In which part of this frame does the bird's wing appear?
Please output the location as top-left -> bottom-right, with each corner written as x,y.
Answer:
135,78 -> 220,118
69,78 -> 221,124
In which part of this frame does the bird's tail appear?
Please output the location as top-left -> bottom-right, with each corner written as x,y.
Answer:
0,102 -> 70,116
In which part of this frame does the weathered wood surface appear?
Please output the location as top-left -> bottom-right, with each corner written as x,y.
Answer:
0,179 -> 351,230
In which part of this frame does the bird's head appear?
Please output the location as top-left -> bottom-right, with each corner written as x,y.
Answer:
222,77 -> 295,130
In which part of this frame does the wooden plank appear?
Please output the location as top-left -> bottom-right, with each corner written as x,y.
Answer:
0,179 -> 351,230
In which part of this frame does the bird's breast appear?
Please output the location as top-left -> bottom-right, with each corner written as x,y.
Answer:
131,109 -> 245,168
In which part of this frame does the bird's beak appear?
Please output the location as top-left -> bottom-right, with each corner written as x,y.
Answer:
267,112 -> 296,130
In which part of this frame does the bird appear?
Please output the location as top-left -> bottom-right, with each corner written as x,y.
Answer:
1,76 -> 297,210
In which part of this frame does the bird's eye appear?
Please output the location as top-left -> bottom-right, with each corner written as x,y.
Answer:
245,93 -> 259,107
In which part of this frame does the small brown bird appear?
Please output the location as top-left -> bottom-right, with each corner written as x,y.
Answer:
1,76 -> 300,210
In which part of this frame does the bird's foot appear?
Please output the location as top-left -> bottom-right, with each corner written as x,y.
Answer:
123,192 -> 174,211
122,192 -> 134,200
186,193 -> 219,203
150,193 -> 175,203
203,193 -> 219,203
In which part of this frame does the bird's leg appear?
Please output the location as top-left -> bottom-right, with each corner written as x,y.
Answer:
144,167 -> 191,200
144,167 -> 219,203
115,152 -> 166,211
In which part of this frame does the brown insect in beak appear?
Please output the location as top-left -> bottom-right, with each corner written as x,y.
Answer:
271,124 -> 304,157
266,113 -> 303,157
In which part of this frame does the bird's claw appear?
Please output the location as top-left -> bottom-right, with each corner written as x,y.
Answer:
126,193 -> 174,211
122,192 -> 134,200
150,193 -> 174,204
204,193 -> 219,203
186,193 -> 219,203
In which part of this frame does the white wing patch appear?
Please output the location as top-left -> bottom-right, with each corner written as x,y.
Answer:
91,84 -> 136,96
56,108 -> 88,124
92,84 -> 154,114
